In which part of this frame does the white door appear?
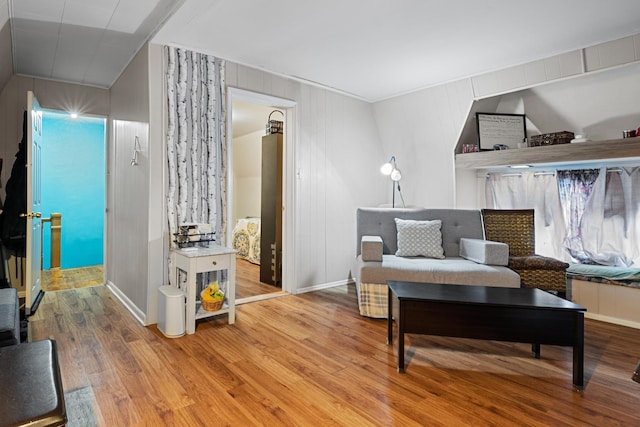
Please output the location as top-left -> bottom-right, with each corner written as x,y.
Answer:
25,91 -> 43,315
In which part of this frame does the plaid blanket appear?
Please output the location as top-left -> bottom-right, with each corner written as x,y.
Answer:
357,282 -> 389,318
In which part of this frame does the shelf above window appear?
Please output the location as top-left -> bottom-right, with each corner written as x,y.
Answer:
455,138 -> 640,170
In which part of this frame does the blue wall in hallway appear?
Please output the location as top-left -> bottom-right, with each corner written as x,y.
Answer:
42,111 -> 106,269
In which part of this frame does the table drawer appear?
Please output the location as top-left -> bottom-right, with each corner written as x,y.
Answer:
196,254 -> 230,272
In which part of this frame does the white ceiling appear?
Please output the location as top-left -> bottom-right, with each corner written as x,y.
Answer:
154,0 -> 640,102
8,0 -> 181,87
5,0 -> 640,101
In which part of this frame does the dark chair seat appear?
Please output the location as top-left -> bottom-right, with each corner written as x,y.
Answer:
0,288 -> 20,347
0,339 -> 66,427
509,255 -> 569,271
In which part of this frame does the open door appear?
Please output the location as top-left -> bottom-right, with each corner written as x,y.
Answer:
25,91 -> 43,315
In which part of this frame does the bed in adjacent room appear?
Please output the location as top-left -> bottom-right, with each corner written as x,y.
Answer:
232,217 -> 261,264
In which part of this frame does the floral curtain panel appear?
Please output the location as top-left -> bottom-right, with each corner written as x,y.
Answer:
556,169 -> 599,263
165,46 -> 227,247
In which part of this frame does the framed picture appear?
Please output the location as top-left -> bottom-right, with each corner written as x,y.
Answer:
476,113 -> 526,150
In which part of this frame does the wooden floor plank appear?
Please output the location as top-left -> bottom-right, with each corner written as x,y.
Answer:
27,284 -> 640,426
235,258 -> 281,300
41,265 -> 104,291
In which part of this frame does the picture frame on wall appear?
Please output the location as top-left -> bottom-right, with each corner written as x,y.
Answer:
476,113 -> 526,150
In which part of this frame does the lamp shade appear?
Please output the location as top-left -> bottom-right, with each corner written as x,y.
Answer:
380,162 -> 393,175
379,155 -> 404,208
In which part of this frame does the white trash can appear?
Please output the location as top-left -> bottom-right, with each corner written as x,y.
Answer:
158,285 -> 185,338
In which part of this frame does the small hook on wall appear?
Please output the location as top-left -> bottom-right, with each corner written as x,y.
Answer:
131,136 -> 141,166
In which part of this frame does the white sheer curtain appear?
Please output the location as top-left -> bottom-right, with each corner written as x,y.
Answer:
580,167 -> 640,267
485,171 -> 568,261
487,167 -> 640,267
165,46 -> 227,247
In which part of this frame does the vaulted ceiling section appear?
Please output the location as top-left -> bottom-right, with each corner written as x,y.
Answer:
2,0 -> 180,90
2,1 -> 640,101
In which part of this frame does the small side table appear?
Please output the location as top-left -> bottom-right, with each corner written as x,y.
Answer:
171,245 -> 236,334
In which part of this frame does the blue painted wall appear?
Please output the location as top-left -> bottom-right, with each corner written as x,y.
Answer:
41,111 -> 106,269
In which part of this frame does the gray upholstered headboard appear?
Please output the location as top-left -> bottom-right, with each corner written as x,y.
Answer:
356,207 -> 484,257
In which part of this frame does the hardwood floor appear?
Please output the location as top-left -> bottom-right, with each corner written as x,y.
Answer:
28,284 -> 640,426
235,258 -> 283,301
40,259 -> 277,298
41,265 -> 104,291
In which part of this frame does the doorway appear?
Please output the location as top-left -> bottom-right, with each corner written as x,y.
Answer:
228,89 -> 296,304
40,110 -> 106,291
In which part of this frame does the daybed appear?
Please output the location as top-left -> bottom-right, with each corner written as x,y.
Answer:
567,263 -> 640,328
356,207 -> 520,318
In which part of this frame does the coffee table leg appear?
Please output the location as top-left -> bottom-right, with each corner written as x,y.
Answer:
532,343 -> 540,358
574,312 -> 585,392
387,286 -> 393,345
397,301 -> 405,373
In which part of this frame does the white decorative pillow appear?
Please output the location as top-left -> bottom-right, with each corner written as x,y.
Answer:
394,218 -> 445,259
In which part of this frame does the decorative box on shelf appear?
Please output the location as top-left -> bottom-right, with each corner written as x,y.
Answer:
529,131 -> 575,147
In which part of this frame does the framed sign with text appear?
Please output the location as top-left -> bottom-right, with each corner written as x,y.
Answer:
476,113 -> 526,150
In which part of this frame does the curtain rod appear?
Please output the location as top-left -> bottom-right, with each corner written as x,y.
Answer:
485,167 -> 625,178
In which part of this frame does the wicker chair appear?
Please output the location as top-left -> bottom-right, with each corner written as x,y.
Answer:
481,209 -> 569,296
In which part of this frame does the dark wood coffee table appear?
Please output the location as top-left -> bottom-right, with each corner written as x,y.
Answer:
387,281 -> 586,391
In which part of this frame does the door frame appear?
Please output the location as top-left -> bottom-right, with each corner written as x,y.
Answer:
226,87 -> 297,295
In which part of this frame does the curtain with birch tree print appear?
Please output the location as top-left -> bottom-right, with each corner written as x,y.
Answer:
165,46 -> 226,247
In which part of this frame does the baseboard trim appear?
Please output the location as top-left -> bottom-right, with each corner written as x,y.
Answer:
295,279 -> 354,295
236,291 -> 288,306
106,280 -> 147,326
585,312 -> 640,330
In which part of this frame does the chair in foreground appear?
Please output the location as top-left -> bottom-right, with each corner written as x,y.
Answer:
0,339 -> 66,426
481,209 -> 569,297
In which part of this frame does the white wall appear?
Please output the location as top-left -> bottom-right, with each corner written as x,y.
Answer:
232,129 -> 262,224
109,120 -> 149,322
522,63 -> 640,142
0,20 -> 11,94
108,43 -> 152,324
372,79 -> 474,208
146,43 -> 166,325
226,63 -> 386,291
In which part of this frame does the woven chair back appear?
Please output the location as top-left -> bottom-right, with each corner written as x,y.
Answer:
481,209 -> 535,257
